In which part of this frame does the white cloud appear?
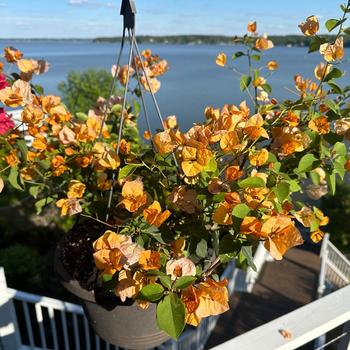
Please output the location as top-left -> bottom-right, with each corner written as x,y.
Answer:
68,0 -> 116,9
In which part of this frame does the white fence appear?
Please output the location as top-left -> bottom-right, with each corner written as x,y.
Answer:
0,243 -> 270,350
212,233 -> 350,350
210,284 -> 350,350
0,267 -> 116,350
318,233 -> 350,298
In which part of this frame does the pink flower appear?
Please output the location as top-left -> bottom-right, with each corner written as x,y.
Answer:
0,74 -> 9,90
0,108 -> 15,135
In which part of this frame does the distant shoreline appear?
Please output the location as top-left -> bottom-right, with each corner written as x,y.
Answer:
1,35 -> 349,47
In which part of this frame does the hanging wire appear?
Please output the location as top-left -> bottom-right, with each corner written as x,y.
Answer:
132,36 -> 180,168
86,27 -> 126,184
128,28 -> 154,143
98,27 -> 126,140
105,28 -> 135,221
116,32 -> 136,154
101,0 -> 181,221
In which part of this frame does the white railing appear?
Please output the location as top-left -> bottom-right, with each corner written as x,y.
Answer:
210,284 -> 350,350
0,268 -> 117,350
318,233 -> 350,298
0,244 -> 270,350
211,234 -> 350,350
315,233 -> 350,349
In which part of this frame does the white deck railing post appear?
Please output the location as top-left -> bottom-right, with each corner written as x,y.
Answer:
338,321 -> 350,350
317,233 -> 329,298
245,242 -> 272,293
0,267 -> 21,350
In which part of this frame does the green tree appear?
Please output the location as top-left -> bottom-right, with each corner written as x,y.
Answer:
58,69 -> 116,114
0,244 -> 42,292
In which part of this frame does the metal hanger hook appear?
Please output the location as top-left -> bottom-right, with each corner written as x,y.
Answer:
120,0 -> 136,30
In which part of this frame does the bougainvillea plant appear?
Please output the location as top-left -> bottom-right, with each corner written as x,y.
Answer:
1,1 -> 350,339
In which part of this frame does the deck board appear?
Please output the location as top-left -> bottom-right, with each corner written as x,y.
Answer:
205,247 -> 320,349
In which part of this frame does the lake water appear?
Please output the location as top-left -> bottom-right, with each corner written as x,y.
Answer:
1,40 -> 349,131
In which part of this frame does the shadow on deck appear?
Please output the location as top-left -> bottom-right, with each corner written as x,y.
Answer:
206,247 -> 320,349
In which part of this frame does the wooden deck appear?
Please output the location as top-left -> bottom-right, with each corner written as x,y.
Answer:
206,247 -> 320,349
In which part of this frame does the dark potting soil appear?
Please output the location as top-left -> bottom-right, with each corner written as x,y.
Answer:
61,220 -> 102,291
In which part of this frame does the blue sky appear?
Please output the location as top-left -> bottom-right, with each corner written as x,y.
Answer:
0,0 -> 342,38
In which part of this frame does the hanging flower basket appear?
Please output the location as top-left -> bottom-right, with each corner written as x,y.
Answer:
54,230 -> 170,349
1,0 -> 350,349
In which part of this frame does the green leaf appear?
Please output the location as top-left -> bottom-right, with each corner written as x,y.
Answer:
326,171 -> 336,195
159,275 -> 172,290
344,26 -> 350,35
323,99 -> 339,113
32,84 -> 44,95
35,197 -> 54,214
146,270 -> 166,277
341,4 -> 350,13
295,154 -> 317,174
251,54 -> 261,61
29,186 -> 40,199
156,293 -> 185,339
310,217 -> 320,232
8,166 -> 23,190
334,159 -> 346,179
325,18 -> 347,32
327,81 -> 343,94
240,75 -> 252,92
133,100 -> 141,116
232,51 -> 245,60
273,162 -> 281,173
140,283 -> 164,302
174,276 -> 197,290
203,157 -> 217,173
102,273 -> 119,291
253,69 -> 260,80
308,36 -> 327,53
310,171 -> 321,185
111,104 -> 122,114
241,246 -> 257,272
266,174 -> 277,188
334,142 -> 346,157
324,68 -> 343,82
267,152 -> 278,163
102,274 -> 113,282
232,203 -> 250,219
238,176 -> 265,188
212,193 -> 226,202
219,234 -> 240,263
274,181 -> 290,202
262,84 -> 272,94
196,239 -> 208,259
321,144 -> 332,158
289,180 -> 301,192
38,159 -> 51,171
17,139 -> 28,160
118,164 -> 142,180
75,112 -> 88,121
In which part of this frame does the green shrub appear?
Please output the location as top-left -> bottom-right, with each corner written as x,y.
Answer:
0,244 -> 42,291
58,69 -> 116,114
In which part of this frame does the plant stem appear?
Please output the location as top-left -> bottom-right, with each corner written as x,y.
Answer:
202,257 -> 221,280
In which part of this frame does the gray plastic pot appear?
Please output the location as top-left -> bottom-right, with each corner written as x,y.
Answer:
54,242 -> 170,350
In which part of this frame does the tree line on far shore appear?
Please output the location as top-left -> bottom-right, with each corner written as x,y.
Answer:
93,34 -> 350,47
